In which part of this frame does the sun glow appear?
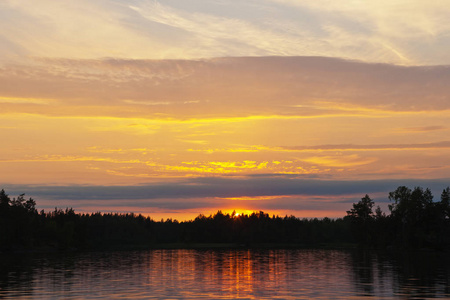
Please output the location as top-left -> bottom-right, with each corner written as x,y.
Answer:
223,209 -> 271,218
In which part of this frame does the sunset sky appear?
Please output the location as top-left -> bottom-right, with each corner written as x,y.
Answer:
1,0 -> 450,220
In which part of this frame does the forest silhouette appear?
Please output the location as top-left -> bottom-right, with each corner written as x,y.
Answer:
1,186 -> 449,252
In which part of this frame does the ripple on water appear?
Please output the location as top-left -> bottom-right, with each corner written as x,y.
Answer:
0,249 -> 449,299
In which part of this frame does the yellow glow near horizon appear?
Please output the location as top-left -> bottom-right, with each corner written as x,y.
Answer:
2,55 -> 450,217
2,104 -> 449,185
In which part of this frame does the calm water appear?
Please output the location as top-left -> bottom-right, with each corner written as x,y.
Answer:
1,248 -> 449,299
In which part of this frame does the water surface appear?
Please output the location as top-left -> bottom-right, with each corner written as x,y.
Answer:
1,249 -> 449,299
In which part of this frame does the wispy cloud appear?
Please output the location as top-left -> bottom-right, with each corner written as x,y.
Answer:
2,57 -> 450,119
269,0 -> 450,65
301,155 -> 377,168
189,141 -> 450,154
399,126 -> 447,133
0,96 -> 52,105
1,1 -> 449,64
281,141 -> 450,152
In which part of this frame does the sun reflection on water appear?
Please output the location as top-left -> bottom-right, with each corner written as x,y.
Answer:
0,249 -> 449,299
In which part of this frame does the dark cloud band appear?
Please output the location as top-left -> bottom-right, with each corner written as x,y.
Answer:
4,176 -> 449,203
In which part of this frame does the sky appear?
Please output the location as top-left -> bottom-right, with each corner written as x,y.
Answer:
1,0 -> 450,220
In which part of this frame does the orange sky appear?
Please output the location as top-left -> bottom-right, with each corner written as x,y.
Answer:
1,1 -> 450,220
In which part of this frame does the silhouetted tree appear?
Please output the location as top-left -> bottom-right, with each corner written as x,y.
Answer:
388,186 -> 450,248
346,195 -> 375,245
2,185 -> 450,252
440,187 -> 450,219
0,189 -> 10,212
347,195 -> 374,222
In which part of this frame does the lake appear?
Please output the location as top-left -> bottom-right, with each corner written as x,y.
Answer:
1,248 -> 449,299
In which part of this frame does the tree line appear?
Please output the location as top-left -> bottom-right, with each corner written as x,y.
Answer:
346,186 -> 450,249
0,186 -> 449,252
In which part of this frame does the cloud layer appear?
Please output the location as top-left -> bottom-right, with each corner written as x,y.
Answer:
1,0 -> 450,65
1,1 -> 450,218
1,57 -> 450,194
2,56 -> 450,118
4,177 -> 449,219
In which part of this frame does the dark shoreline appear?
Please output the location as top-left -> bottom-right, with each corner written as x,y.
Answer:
2,186 -> 450,254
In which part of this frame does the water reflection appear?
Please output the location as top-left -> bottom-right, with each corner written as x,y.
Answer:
0,249 -> 449,299
349,250 -> 450,298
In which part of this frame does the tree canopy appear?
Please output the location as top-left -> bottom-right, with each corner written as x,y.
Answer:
0,185 -> 449,252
